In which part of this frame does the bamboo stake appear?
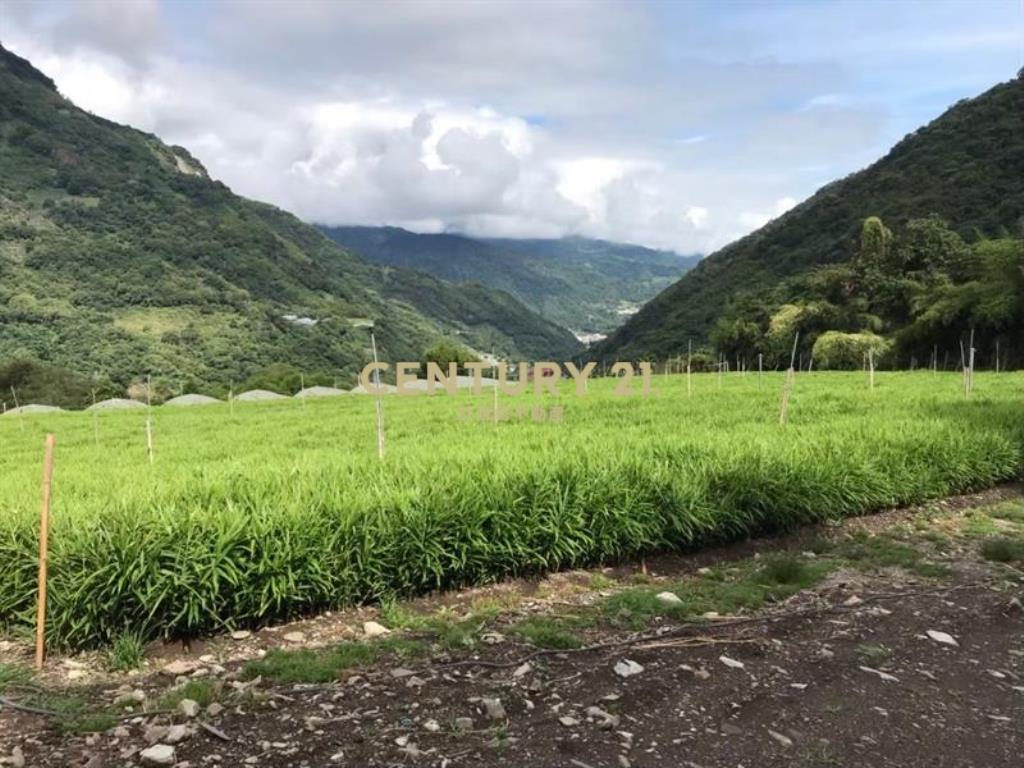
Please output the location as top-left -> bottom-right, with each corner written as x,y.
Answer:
371,332 -> 385,460
686,340 -> 692,399
10,386 -> 24,432
868,348 -> 875,392
778,333 -> 799,425
968,328 -> 976,396
758,353 -> 763,389
35,434 -> 56,670
967,344 -> 976,397
145,375 -> 154,465
91,389 -> 99,447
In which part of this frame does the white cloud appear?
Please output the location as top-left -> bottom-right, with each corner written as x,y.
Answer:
1,0 -> 1016,255
684,206 -> 709,229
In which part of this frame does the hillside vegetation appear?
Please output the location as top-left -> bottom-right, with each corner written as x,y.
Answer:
321,226 -> 699,334
0,44 -> 580,405
595,73 -> 1024,366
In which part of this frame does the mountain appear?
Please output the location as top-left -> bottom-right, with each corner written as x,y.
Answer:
0,44 -> 580,400
319,226 -> 700,335
595,73 -> 1024,362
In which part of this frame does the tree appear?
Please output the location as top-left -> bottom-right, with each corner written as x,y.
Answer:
895,214 -> 968,278
420,340 -> 479,376
812,331 -> 891,370
856,216 -> 894,272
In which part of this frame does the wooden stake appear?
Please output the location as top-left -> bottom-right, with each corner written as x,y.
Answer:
35,434 -> 56,670
868,348 -> 875,392
145,375 -> 154,465
371,332 -> 385,460
758,353 -> 763,389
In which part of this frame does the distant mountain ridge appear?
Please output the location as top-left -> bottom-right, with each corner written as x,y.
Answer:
595,72 -> 1024,361
319,225 -> 700,335
0,43 -> 580,398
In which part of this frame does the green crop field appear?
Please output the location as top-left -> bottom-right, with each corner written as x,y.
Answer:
0,372 -> 1021,649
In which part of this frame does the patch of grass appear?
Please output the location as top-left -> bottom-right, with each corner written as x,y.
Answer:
375,636 -> 427,660
980,536 -> 1024,563
60,710 -> 119,734
962,512 -> 1000,538
757,553 -> 815,585
242,643 -> 377,684
835,532 -> 949,578
157,679 -> 218,710
20,691 -> 118,733
986,501 -> 1024,526
0,663 -> 31,693
106,631 -> 145,672
380,598 -> 508,651
855,642 -> 892,662
378,598 -> 429,631
512,617 -> 585,649
602,556 -> 837,629
589,573 -> 616,590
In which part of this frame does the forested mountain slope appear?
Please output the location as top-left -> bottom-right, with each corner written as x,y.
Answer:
594,72 -> 1024,364
0,44 -> 579,400
321,226 -> 699,334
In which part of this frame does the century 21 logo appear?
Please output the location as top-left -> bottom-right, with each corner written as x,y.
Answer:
358,362 -> 654,396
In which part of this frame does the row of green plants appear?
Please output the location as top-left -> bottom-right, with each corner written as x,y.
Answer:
0,372 -> 1021,648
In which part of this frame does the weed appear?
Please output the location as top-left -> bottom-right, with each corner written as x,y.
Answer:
512,617 -> 584,649
157,679 -> 218,710
963,512 -> 1000,538
375,636 -> 427,660
106,631 -> 145,672
60,710 -> 119,734
241,643 -> 383,684
855,642 -> 892,662
835,532 -> 948,578
589,573 -> 616,590
603,556 -> 837,629
980,536 -> 1024,563
757,553 -> 811,585
986,501 -> 1024,526
0,663 -> 31,693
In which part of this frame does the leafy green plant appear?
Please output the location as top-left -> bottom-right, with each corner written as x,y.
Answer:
0,372 -> 1020,649
106,631 -> 145,672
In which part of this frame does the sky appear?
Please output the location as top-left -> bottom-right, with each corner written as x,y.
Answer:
1,0 -> 1021,254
